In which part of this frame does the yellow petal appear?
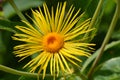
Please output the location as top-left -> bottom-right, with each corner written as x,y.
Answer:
56,2 -> 66,32
59,53 -> 71,72
57,54 -> 65,72
60,50 -> 82,62
43,54 -> 51,79
61,9 -> 81,34
50,54 -> 53,75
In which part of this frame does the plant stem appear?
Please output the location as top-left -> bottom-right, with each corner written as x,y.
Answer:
87,0 -> 120,79
7,0 -> 28,22
84,0 -> 104,39
0,64 -> 51,77
0,64 -> 73,78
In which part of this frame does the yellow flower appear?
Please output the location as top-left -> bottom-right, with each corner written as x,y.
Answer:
13,2 -> 94,79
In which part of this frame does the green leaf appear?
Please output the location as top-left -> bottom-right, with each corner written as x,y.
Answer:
3,0 -> 43,18
101,57 -> 120,73
0,19 -> 25,33
94,57 -> 120,80
112,31 -> 120,39
81,40 -> 120,73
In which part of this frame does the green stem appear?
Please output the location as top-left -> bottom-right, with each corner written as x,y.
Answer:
0,64 -> 73,79
7,0 -> 28,22
87,0 -> 120,79
0,64 -> 51,77
84,0 -> 104,39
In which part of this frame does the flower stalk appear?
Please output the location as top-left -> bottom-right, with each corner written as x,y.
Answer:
87,0 -> 120,79
7,0 -> 28,22
0,64 -> 52,77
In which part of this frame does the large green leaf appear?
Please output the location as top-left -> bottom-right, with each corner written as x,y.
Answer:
94,57 -> 120,80
3,0 -> 44,18
0,19 -> 25,33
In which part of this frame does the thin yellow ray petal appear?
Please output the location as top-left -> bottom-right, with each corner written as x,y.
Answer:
14,47 -> 42,55
33,12 -> 45,33
15,45 -> 42,51
12,36 -> 40,44
53,54 -> 56,76
61,9 -> 81,34
59,5 -> 74,32
15,49 -> 41,57
14,44 -> 33,49
18,54 -> 30,62
38,64 -> 44,75
55,54 -> 59,76
68,18 -> 91,33
36,10 -> 50,33
43,3 -> 51,31
23,52 -> 45,68
22,20 -> 42,35
29,53 -> 44,72
15,26 -> 41,37
59,53 -> 71,72
26,11 -> 44,35
14,34 -> 42,42
14,49 -> 43,57
13,38 -> 41,45
43,68 -> 47,79
43,3 -> 51,22
63,15 -> 80,34
14,45 -> 40,52
32,10 -> 49,34
30,66 -> 38,73
66,45 -> 95,54
65,56 -> 80,68
50,54 -> 53,75
50,7 -> 55,32
56,2 -> 66,32
43,54 -> 51,79
65,42 -> 95,48
55,3 -> 62,30
63,46 -> 90,57
36,52 -> 49,66
30,52 -> 49,74
64,20 -> 90,38
23,59 -> 36,68
65,28 -> 94,41
60,50 -> 82,62
57,54 -> 65,72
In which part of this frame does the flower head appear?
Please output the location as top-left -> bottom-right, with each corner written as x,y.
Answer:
13,2 -> 94,79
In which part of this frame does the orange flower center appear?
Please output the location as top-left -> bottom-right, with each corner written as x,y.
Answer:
43,32 -> 64,53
